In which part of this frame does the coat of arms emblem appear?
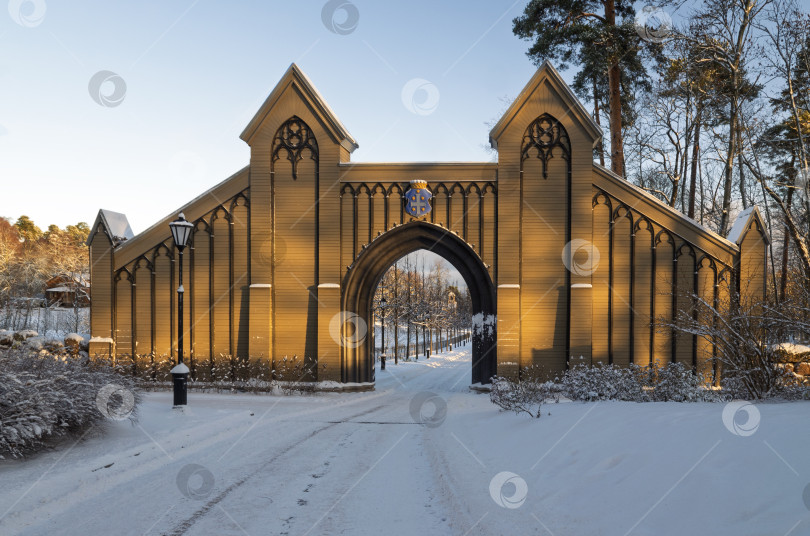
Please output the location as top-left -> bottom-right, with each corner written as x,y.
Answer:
405,180 -> 432,218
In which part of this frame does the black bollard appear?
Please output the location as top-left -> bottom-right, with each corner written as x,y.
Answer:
171,363 -> 189,407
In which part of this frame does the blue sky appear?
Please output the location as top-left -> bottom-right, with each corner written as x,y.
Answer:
0,0 -> 555,232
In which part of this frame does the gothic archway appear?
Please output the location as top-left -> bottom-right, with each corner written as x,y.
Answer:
341,221 -> 497,385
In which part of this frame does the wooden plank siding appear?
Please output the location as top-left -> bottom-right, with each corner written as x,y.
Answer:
232,199 -> 250,364
611,209 -> 632,366
338,181 -> 497,278
273,154 -> 317,367
592,187 -> 736,375
592,197 -> 611,365
133,259 -> 152,356
106,191 -> 249,381
90,62 -> 768,386
114,271 -> 133,356
633,220 -> 654,367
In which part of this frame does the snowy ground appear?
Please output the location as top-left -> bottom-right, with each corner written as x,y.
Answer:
1,346 -> 809,536
0,306 -> 89,338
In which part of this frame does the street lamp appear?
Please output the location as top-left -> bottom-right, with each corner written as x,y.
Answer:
379,296 -> 387,370
425,314 -> 431,359
169,212 -> 193,407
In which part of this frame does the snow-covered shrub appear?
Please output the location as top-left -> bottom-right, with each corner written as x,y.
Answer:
557,362 -> 720,402
559,362 -> 645,401
0,330 -> 13,346
643,362 -> 719,402
13,329 -> 37,341
63,332 -> 85,351
0,348 -> 140,459
661,288 -> 810,399
23,336 -> 45,351
274,356 -> 320,394
490,366 -> 561,418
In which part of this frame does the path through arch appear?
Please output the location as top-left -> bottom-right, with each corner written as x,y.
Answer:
341,221 -> 496,385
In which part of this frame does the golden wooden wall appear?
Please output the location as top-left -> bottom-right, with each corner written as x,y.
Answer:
338,181 -> 497,280
108,192 -> 250,372
90,65 -> 770,386
191,222 -> 211,370
273,155 -> 317,364
520,150 -> 569,376
591,187 -> 735,374
89,231 -> 113,341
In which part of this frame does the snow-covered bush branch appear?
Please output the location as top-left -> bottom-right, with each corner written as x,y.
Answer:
490,362 -> 723,417
659,287 -> 810,399
0,348 -> 140,459
490,365 -> 561,418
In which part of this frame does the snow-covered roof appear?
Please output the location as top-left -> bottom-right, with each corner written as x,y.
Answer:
593,164 -> 738,253
726,206 -> 756,244
87,209 -> 135,247
101,209 -> 134,241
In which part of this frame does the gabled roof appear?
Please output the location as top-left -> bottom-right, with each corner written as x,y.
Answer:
727,205 -> 771,245
86,209 -> 134,247
594,164 -> 739,255
489,61 -> 603,150
240,63 -> 358,153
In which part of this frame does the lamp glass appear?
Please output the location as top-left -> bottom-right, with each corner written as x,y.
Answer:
169,213 -> 194,249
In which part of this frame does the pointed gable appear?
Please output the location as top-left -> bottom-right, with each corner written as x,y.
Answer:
727,206 -> 771,245
239,63 -> 358,152
86,209 -> 134,247
488,61 -> 602,150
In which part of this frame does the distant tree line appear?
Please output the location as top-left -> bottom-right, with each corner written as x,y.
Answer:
0,216 -> 90,305
372,254 -> 472,362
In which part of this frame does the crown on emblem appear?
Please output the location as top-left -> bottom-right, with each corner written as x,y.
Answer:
409,179 -> 428,190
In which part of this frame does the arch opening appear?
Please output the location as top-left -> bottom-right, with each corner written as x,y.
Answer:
369,249 -> 472,370
342,221 -> 496,385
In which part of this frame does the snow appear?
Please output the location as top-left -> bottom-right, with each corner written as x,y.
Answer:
99,209 -> 135,242
772,342 -> 810,355
0,306 -> 89,338
726,206 -> 756,244
171,363 -> 190,374
64,333 -> 84,344
0,346 -> 808,535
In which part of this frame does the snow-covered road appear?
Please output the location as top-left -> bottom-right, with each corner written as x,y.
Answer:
1,346 -> 809,536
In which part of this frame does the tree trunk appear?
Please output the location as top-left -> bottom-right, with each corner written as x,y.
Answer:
415,318 -> 419,360
605,0 -> 624,176
781,155 -> 798,300
688,107 -> 702,219
593,74 -> 605,167
670,175 -> 679,207
738,128 -> 748,209
720,101 -> 738,234
393,266 -> 399,365
780,187 -> 793,300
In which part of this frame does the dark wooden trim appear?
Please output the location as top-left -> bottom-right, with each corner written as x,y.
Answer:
608,213 -> 614,365
229,213 -> 235,357
629,214 -> 635,365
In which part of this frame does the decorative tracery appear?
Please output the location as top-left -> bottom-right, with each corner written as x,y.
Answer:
272,116 -> 319,179
521,114 -> 571,179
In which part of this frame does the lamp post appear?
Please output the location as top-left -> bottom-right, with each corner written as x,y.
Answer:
447,291 -> 457,351
425,314 -> 431,359
379,296 -> 387,370
169,212 -> 193,407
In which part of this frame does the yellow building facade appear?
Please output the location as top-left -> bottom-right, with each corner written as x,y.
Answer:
87,63 -> 768,385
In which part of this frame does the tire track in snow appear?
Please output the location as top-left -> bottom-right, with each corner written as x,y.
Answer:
167,404 -> 384,535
